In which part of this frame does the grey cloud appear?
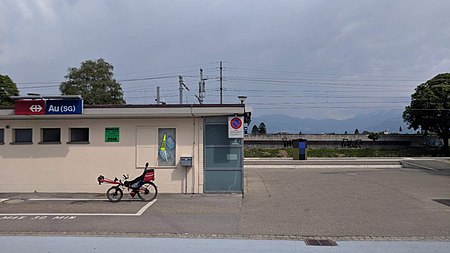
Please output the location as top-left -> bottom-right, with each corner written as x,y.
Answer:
1,0 -> 450,119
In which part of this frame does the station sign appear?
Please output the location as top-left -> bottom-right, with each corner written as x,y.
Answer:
45,99 -> 83,115
15,99 -> 83,115
228,116 -> 244,138
15,100 -> 46,115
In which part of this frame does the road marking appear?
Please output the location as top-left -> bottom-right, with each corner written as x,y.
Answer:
402,161 -> 439,171
0,199 -> 9,203
136,199 -> 157,215
0,199 -> 157,217
1,213 -> 133,217
28,198 -> 106,201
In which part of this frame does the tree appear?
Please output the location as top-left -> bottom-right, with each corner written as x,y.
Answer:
251,125 -> 259,135
403,73 -> 450,151
258,122 -> 267,134
399,126 -> 403,132
354,129 -> 360,135
60,58 -> 125,105
367,132 -> 380,146
0,74 -> 19,107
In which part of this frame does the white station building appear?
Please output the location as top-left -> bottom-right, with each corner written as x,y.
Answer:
0,97 -> 247,194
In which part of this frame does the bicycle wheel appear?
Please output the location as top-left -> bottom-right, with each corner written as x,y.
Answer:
137,182 -> 157,201
106,186 -> 123,202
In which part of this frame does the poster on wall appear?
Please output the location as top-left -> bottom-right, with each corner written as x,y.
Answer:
158,128 -> 176,166
228,116 -> 244,138
105,128 -> 119,142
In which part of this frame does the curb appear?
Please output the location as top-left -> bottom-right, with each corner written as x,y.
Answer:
244,165 -> 402,169
0,232 -> 449,242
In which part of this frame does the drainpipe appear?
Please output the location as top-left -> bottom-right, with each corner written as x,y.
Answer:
190,105 -> 196,194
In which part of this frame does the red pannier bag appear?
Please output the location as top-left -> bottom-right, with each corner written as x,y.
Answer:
143,169 -> 155,181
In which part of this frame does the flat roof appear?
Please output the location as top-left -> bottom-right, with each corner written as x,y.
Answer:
0,104 -> 247,120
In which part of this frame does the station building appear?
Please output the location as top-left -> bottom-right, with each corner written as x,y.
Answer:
0,97 -> 247,194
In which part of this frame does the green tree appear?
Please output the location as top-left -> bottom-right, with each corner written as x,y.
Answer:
367,132 -> 380,146
251,125 -> 259,135
258,122 -> 267,134
354,129 -> 360,135
60,58 -> 125,105
0,74 -> 19,107
403,73 -> 450,151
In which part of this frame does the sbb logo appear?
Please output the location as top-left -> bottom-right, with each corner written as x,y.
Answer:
29,104 -> 43,113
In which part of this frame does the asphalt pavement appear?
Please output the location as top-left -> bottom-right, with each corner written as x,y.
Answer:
0,157 -> 449,241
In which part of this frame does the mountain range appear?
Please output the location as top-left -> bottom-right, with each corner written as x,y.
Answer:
250,110 -> 414,134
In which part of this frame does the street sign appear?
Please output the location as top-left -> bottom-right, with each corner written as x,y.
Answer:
15,100 -> 46,115
45,100 -> 83,115
228,116 -> 244,138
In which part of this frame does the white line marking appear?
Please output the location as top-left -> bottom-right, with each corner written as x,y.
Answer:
0,199 -> 157,217
0,199 -> 9,202
136,199 -> 157,216
0,213 -> 138,216
28,198 -> 106,201
402,161 -> 439,171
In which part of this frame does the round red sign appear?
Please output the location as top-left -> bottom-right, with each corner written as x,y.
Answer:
230,117 -> 243,130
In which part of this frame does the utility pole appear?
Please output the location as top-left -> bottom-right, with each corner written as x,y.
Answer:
178,75 -> 189,104
179,76 -> 183,104
220,61 -> 223,104
195,68 -> 207,104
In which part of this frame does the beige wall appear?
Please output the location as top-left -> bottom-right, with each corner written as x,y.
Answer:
0,117 -> 204,193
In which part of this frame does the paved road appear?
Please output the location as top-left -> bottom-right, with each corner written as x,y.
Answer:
0,158 -> 449,240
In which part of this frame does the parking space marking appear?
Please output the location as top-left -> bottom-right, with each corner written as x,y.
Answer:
28,198 -> 106,201
0,199 -> 157,217
136,200 -> 157,215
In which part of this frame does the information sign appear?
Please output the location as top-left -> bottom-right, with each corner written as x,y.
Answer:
45,100 -> 83,115
15,100 -> 46,115
105,128 -> 120,142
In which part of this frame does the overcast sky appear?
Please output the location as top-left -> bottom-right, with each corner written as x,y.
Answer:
1,0 -> 450,119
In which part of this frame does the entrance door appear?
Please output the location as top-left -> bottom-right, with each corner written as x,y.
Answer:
204,117 -> 243,193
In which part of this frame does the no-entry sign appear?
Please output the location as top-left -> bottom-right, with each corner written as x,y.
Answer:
228,116 -> 244,138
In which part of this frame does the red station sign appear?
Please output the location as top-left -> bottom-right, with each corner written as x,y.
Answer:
15,100 -> 46,115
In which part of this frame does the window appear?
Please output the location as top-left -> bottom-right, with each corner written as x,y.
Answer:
69,128 -> 89,143
41,128 -> 61,144
0,129 -> 4,144
158,128 -> 176,166
13,128 -> 33,144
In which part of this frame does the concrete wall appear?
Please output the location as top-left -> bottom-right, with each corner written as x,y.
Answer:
0,117 -> 203,193
244,134 -> 443,149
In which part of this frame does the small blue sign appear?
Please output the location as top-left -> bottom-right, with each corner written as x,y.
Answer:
45,99 -> 83,115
